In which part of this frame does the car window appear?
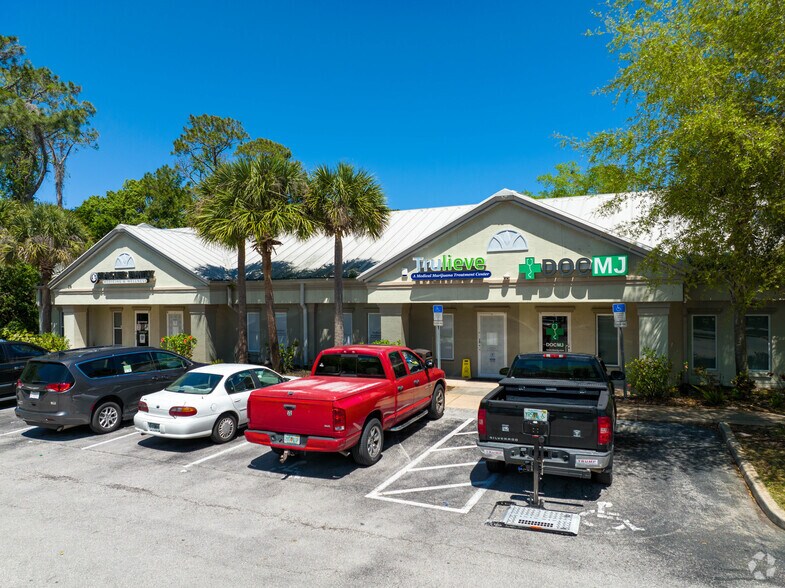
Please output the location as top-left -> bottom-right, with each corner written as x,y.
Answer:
507,356 -> 605,382
388,352 -> 407,379
116,352 -> 156,374
152,351 -> 187,371
8,343 -> 46,360
21,361 -> 74,385
254,369 -> 283,387
401,350 -> 424,374
314,354 -> 385,378
225,370 -> 256,394
78,357 -> 121,379
166,372 -> 222,394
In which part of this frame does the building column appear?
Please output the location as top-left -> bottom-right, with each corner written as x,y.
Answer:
62,306 -> 88,349
638,304 -> 670,357
380,304 -> 409,346
189,306 -> 215,363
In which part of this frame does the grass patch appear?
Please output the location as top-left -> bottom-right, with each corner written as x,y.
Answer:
731,424 -> 785,510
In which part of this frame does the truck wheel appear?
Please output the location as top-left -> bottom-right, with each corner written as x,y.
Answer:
593,470 -> 613,486
351,418 -> 383,467
427,384 -> 445,420
485,459 -> 506,474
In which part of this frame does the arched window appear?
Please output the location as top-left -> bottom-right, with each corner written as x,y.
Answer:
487,230 -> 528,253
115,252 -> 136,270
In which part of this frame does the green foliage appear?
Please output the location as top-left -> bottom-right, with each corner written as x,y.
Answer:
371,339 -> 401,346
172,114 -> 248,184
279,339 -> 300,373
0,262 -> 38,331
626,348 -> 672,400
74,165 -> 192,241
694,367 -> 726,406
236,138 -> 291,161
533,161 -> 634,198
159,333 -> 197,360
731,371 -> 756,401
580,0 -> 785,374
0,327 -> 69,351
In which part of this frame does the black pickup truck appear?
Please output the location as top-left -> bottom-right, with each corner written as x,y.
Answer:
476,353 -> 618,485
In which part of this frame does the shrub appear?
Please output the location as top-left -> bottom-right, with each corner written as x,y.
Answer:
694,367 -> 726,406
626,348 -> 672,400
0,327 -> 69,352
160,333 -> 197,359
769,373 -> 785,410
279,339 -> 300,373
371,339 -> 402,346
730,370 -> 756,401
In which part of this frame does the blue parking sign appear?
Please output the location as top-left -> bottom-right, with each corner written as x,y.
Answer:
612,303 -> 626,313
433,305 -> 443,313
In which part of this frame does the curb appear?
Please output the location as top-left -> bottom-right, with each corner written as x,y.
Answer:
719,422 -> 785,531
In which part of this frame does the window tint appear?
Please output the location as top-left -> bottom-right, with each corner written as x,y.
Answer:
692,315 -> 717,370
116,352 -> 156,374
7,343 -> 46,360
507,356 -> 604,382
152,351 -> 187,371
314,354 -> 385,378
401,350 -> 424,374
388,352 -> 407,379
79,357 -> 121,379
225,370 -> 256,394
254,369 -> 283,387
166,372 -> 222,395
596,315 -> 619,366
746,315 -> 770,372
21,361 -> 74,385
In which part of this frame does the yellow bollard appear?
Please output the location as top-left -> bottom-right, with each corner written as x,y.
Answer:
461,358 -> 471,379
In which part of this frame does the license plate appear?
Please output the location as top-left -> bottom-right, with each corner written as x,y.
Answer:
29,391 -> 40,400
481,448 -> 504,460
148,422 -> 160,432
283,434 -> 300,445
524,408 -> 548,422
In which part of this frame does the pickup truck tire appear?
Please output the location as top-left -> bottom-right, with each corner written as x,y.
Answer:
593,459 -> 613,486
351,418 -> 383,466
485,459 -> 506,474
427,384 -> 445,420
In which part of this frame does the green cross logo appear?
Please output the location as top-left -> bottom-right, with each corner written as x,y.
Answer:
519,257 -> 542,280
546,321 -> 564,341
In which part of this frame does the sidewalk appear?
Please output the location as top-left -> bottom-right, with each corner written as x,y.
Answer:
444,378 -> 785,426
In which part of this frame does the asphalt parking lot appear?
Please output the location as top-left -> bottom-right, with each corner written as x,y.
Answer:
0,400 -> 783,587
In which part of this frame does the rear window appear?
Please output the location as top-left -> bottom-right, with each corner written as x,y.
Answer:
166,372 -> 222,394
507,356 -> 605,382
314,354 -> 385,378
21,361 -> 74,385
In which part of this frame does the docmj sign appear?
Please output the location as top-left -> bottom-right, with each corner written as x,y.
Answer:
519,255 -> 628,280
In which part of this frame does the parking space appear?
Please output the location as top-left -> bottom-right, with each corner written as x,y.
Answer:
0,401 -> 783,586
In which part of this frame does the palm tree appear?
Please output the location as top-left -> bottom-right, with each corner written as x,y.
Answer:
238,156 -> 313,371
192,160 -> 253,363
2,203 -> 89,332
307,163 -> 390,346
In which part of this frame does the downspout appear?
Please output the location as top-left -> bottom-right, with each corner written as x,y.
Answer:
300,282 -> 308,367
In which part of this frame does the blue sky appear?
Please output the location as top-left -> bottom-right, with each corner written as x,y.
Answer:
6,1 -> 628,210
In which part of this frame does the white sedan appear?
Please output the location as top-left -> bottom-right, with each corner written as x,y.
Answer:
134,363 -> 290,443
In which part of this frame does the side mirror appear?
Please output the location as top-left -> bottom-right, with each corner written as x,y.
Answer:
609,370 -> 625,380
425,358 -> 435,369
499,367 -> 509,376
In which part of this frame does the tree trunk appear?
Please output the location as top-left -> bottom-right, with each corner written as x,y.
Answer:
333,232 -> 344,346
732,303 -> 748,375
24,125 -> 48,202
262,242 -> 281,371
235,242 -> 248,363
40,269 -> 52,334
54,160 -> 65,209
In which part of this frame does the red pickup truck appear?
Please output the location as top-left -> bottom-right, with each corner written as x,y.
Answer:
244,345 -> 447,466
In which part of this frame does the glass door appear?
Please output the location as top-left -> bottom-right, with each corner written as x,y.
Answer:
477,312 -> 506,378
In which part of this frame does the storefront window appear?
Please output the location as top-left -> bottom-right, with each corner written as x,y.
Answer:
368,312 -> 381,343
541,315 -> 569,352
440,313 -> 454,361
746,315 -> 770,372
692,315 -> 717,370
343,312 -> 353,345
166,311 -> 183,337
596,315 -> 619,366
113,311 -> 122,346
247,311 -> 261,354
275,312 -> 288,348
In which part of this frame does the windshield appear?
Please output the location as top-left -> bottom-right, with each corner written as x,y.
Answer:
165,372 -> 223,394
314,354 -> 386,378
507,356 -> 605,382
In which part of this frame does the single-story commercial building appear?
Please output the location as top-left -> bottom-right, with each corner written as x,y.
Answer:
49,189 -> 782,385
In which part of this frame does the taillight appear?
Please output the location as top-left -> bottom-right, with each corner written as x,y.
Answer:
45,382 -> 73,393
543,353 -> 566,359
598,416 -> 612,445
16,379 -> 22,390
333,408 -> 346,432
138,401 -> 149,413
477,408 -> 487,437
169,406 -> 197,417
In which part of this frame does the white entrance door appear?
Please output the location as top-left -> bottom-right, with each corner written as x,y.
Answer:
477,312 -> 506,378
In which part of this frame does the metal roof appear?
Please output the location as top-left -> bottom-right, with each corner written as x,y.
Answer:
53,189 -> 656,285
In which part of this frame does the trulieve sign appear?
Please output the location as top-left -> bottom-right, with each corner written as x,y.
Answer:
411,255 -> 491,281
519,255 -> 628,280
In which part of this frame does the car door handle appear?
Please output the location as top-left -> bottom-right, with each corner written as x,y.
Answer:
234,399 -> 242,403
397,386 -> 404,392
414,380 -> 420,385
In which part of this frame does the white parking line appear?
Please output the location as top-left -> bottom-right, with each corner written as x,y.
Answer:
367,418 -> 494,514
181,441 -> 249,470
0,426 -> 34,437
453,431 -> 477,436
430,444 -> 477,452
409,462 -> 478,472
82,431 -> 140,450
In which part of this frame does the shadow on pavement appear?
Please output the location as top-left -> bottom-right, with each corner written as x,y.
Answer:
21,421 -> 135,443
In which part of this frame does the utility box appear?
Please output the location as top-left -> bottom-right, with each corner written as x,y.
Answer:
461,358 -> 471,379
